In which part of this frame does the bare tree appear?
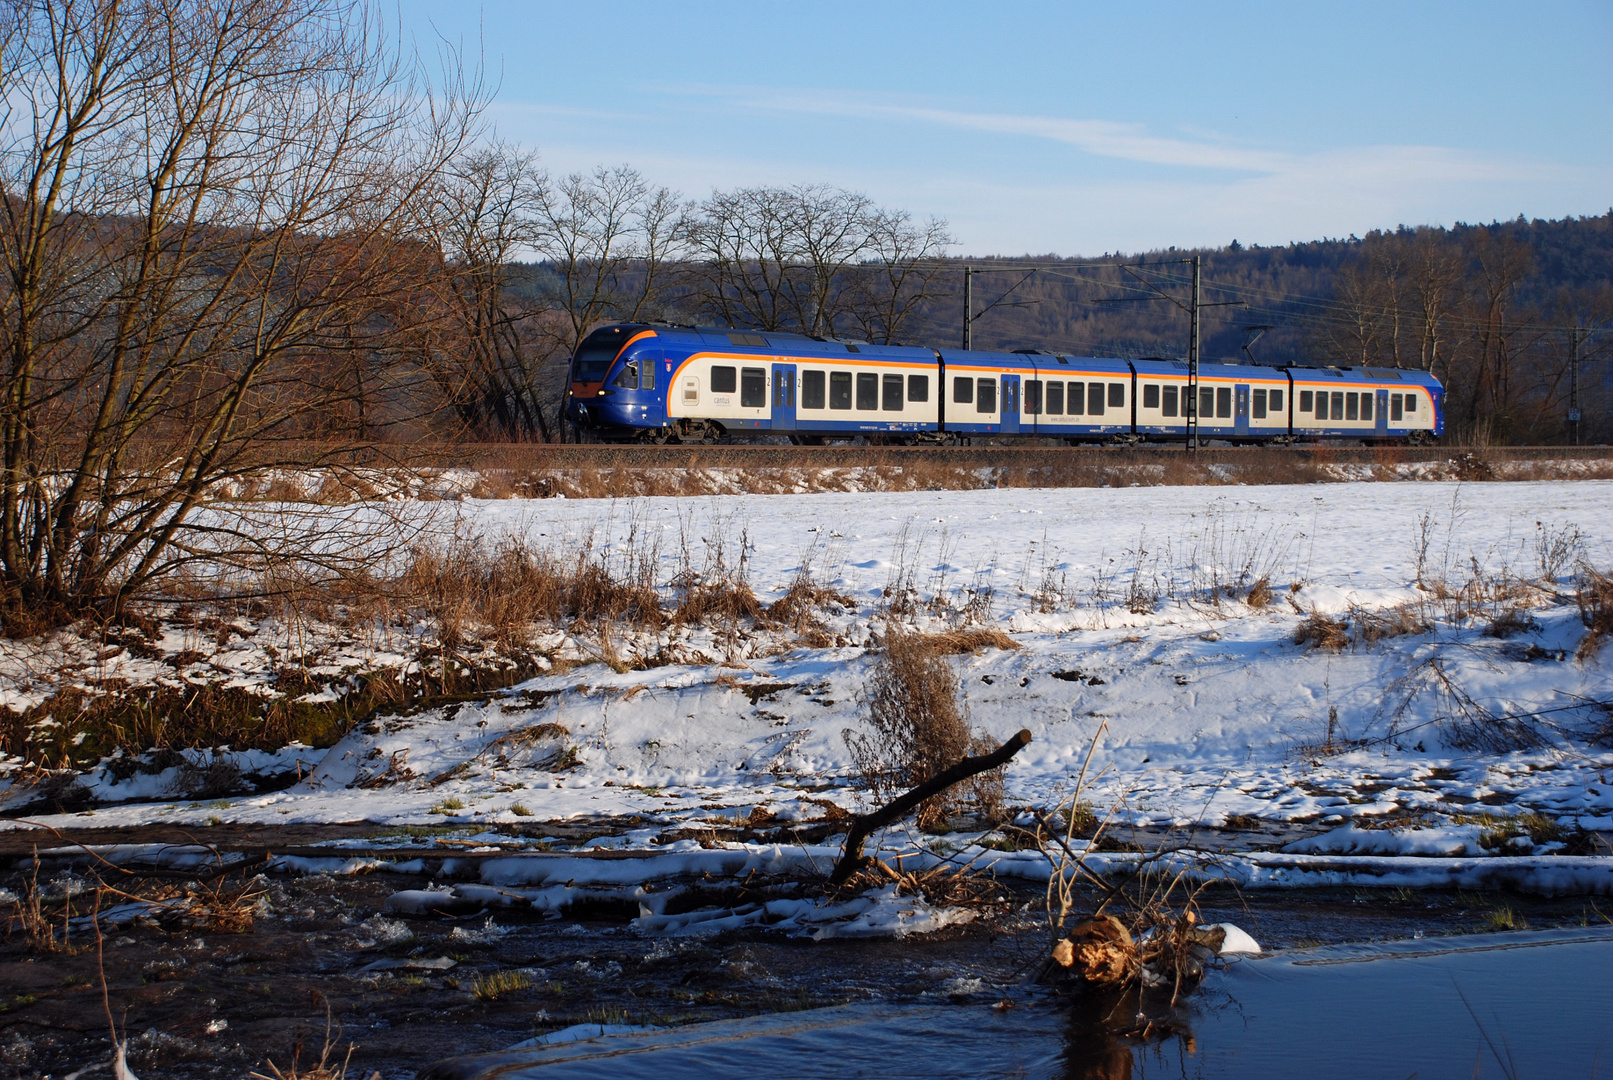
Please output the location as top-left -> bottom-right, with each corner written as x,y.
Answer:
684,184 -> 952,341
418,142 -> 555,441
842,209 -> 954,345
685,184 -> 872,336
0,0 -> 482,628
528,165 -> 685,434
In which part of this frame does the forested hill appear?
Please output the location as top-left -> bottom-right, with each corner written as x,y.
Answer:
908,211 -> 1613,371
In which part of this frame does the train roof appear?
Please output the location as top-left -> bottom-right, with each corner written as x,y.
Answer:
585,324 -> 1442,388
643,323 -> 934,359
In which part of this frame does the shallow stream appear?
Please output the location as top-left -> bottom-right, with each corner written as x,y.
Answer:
422,927 -> 1613,1080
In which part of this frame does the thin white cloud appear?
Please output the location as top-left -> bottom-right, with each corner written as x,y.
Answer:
488,85 -> 1607,255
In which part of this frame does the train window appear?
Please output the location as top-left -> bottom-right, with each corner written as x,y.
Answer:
711,366 -> 737,394
802,370 -> 826,409
1361,393 -> 1373,421
740,368 -> 766,408
953,376 -> 973,404
1109,383 -> 1125,408
830,371 -> 852,409
642,358 -> 655,390
1143,384 -> 1160,409
1345,392 -> 1359,421
1252,388 -> 1267,419
1200,387 -> 1214,420
882,373 -> 904,411
1088,382 -> 1105,416
1270,389 -> 1284,412
1299,390 -> 1313,413
613,361 -> 638,389
1067,381 -> 1084,415
1162,386 -> 1178,417
682,376 -> 699,406
1314,392 -> 1328,420
1216,386 -> 1232,418
907,374 -> 929,402
977,378 -> 996,413
856,372 -> 878,410
1046,381 -> 1064,414
1331,392 -> 1344,420
1404,394 -> 1416,414
1391,394 -> 1403,421
1025,380 -> 1042,414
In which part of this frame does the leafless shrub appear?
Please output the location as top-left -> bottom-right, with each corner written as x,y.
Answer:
1185,504 -> 1297,607
1535,522 -> 1585,583
843,627 -> 1004,828
1576,562 -> 1613,661
880,524 -> 924,618
1378,657 -> 1547,752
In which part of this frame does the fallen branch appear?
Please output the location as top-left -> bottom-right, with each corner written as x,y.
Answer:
828,728 -> 1032,887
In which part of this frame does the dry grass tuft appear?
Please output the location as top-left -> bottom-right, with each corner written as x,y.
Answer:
1294,611 -> 1349,651
471,969 -> 533,1001
844,626 -> 1004,828
1295,604 -> 1430,651
1348,603 -> 1433,645
1245,577 -> 1273,609
1484,607 -> 1537,639
672,580 -> 764,626
901,626 -> 1020,656
253,1008 -> 375,1080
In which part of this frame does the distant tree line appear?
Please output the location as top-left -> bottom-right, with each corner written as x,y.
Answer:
897,216 -> 1613,446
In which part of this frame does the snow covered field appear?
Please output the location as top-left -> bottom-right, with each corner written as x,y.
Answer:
5,480 -> 1613,896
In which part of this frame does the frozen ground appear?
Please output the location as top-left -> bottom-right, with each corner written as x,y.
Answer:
4,480 -> 1613,896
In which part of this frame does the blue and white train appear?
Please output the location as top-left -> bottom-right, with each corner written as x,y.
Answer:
564,324 -> 1444,445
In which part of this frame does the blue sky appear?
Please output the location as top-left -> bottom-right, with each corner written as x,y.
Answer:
400,1 -> 1612,257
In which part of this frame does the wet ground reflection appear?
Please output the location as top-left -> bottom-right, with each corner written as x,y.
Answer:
1057,984 -> 1201,1080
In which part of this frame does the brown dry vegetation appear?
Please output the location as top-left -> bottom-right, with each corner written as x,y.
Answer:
1577,563 -> 1613,661
843,626 -> 1011,828
264,451 -> 1613,505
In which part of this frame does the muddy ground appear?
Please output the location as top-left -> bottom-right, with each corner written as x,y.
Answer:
2,826 -> 1609,1080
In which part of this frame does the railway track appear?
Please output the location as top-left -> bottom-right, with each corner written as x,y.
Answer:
334,442 -> 1613,471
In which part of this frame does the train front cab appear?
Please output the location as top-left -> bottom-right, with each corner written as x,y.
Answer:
566,324 -> 665,437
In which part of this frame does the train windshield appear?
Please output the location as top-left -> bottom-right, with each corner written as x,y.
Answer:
571,325 -> 647,382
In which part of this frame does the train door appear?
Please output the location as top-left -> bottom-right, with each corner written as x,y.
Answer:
1375,389 -> 1389,437
1235,384 -> 1250,437
1000,374 -> 1020,435
771,363 -> 796,431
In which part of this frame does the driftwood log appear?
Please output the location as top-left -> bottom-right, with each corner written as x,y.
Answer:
827,728 -> 1033,887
